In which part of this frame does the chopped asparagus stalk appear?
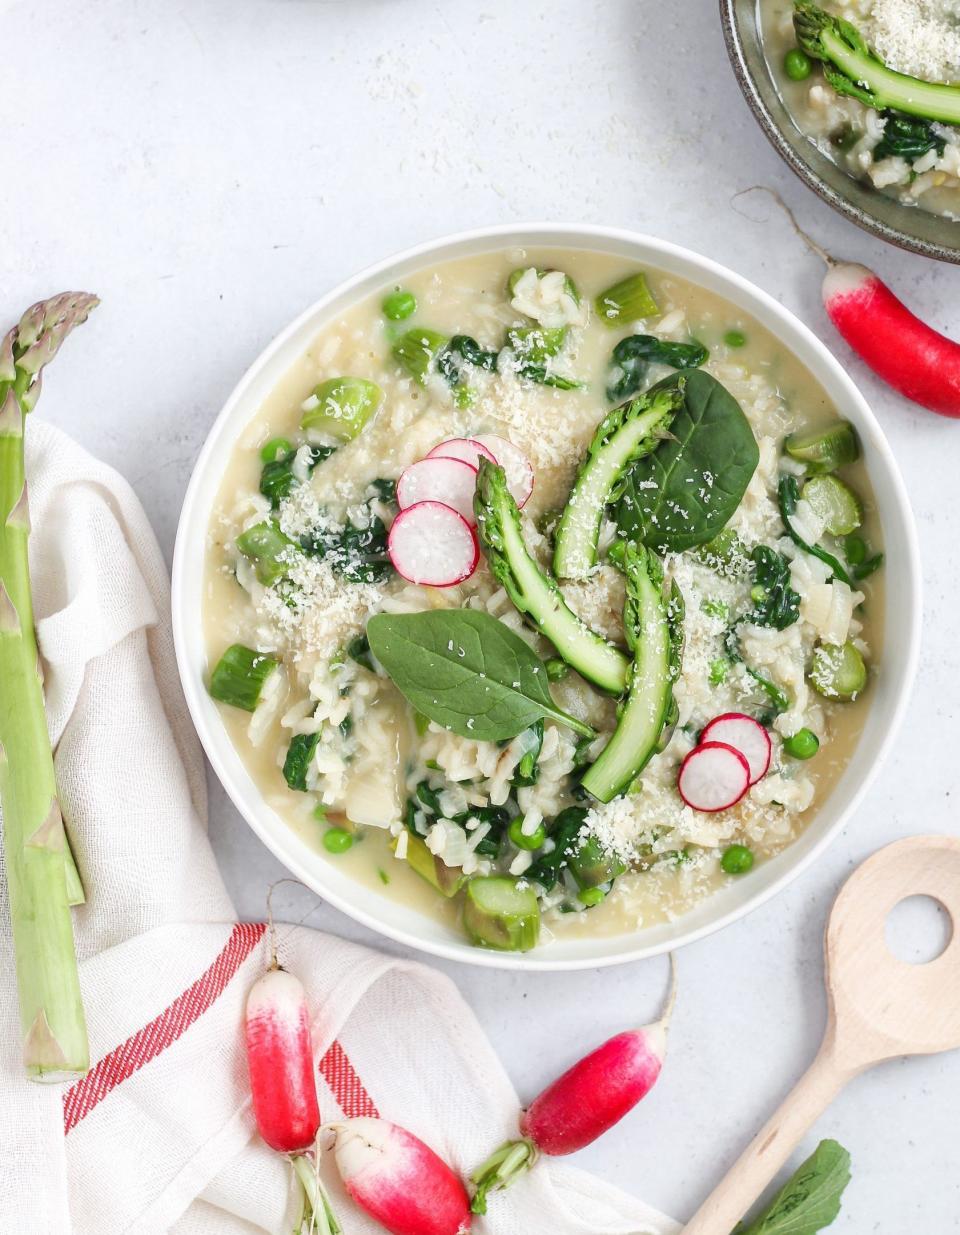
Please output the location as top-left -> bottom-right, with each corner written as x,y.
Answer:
802,474 -> 863,536
0,292 -> 98,1079
595,272 -> 659,327
779,475 -> 855,587
568,836 -> 626,889
282,732 -> 321,791
396,832 -> 466,897
209,644 -> 280,712
301,377 -> 383,441
553,385 -> 684,580
392,328 -> 449,384
784,420 -> 859,474
506,325 -> 567,362
462,876 -> 541,951
235,520 -> 297,584
810,640 -> 867,700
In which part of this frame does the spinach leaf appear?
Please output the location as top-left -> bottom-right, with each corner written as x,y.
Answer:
282,732 -> 321,792
606,334 -> 709,403
260,444 -> 336,509
738,1139 -> 851,1235
438,334 -> 499,386
615,370 -> 759,553
525,807 -> 588,891
750,546 -> 801,630
301,505 -> 391,584
778,475 -> 854,587
366,609 -> 596,742
873,111 -> 945,163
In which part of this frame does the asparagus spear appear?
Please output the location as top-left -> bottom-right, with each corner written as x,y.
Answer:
0,292 -> 97,1080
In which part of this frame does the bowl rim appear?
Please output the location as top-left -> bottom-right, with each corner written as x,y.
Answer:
719,0 -> 960,266
172,220 -> 922,971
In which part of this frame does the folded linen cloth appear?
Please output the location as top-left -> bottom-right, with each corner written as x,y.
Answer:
0,421 -> 679,1235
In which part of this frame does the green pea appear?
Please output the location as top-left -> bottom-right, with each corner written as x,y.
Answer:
724,329 -> 747,348
844,534 -> 867,565
545,657 -> 569,682
323,827 -> 354,854
382,288 -> 417,321
784,48 -> 812,81
721,844 -> 755,875
508,816 -> 546,851
751,583 -> 768,604
783,728 -> 820,760
580,886 -> 606,907
260,436 -> 293,463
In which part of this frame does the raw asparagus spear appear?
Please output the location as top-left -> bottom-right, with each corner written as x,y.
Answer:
0,292 -> 97,1080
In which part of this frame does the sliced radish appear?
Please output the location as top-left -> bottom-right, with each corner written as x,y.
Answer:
397,457 -> 479,526
700,713 -> 771,786
471,433 -> 534,508
677,742 -> 750,813
388,502 -> 478,587
426,436 -> 497,469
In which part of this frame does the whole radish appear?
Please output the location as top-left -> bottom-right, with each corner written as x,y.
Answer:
469,957 -> 677,1213
329,1117 -> 472,1235
737,186 -> 960,418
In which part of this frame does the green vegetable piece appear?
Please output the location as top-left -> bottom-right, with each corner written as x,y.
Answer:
235,520 -> 297,585
784,727 -> 820,759
208,644 -> 279,712
301,377 -> 383,441
843,533 -> 867,565
323,827 -> 354,854
259,443 -> 335,509
738,1138 -> 851,1235
696,527 -> 747,573
506,325 -> 567,362
346,633 -> 375,672
366,608 -> 596,742
874,111 -> 945,162
554,384 -> 685,579
512,720 -> 544,787
398,832 -> 465,896
568,835 -> 626,889
526,807 -> 589,891
616,369 -> 760,554
508,816 -> 547,851
709,658 -> 729,686
283,732 -> 321,792
784,47 -> 813,79
778,474 -> 855,586
595,272 -> 659,326
581,546 -> 680,803
802,474 -> 863,536
545,657 -> 569,682
810,640 -> 867,700
580,886 -> 606,907
794,1 -> 960,126
724,329 -> 747,348
606,333 -> 709,403
724,624 -> 791,714
473,459 -> 630,695
462,877 -> 541,951
721,844 -> 755,875
507,266 -> 580,305
749,545 -> 801,631
392,328 -> 449,384
382,288 -> 417,321
260,436 -> 292,463
784,419 -> 860,474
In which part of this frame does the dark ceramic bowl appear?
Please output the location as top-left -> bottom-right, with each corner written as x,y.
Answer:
720,0 -> 960,264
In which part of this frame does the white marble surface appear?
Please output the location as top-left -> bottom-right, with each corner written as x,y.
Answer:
5,0 -> 959,1226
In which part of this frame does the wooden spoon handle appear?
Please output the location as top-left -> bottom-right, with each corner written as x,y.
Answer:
681,1045 -> 854,1235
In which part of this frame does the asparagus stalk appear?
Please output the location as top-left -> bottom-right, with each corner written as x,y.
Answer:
0,292 -> 97,1080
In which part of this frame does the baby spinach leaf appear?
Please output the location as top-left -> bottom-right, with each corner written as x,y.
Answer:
737,1139 -> 851,1235
615,370 -> 759,553
366,609 -> 595,742
606,333 -> 709,403
750,545 -> 800,631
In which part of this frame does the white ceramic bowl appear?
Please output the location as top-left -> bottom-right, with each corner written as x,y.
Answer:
172,223 -> 921,971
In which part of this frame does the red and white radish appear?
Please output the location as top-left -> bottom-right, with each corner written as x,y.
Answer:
738,186 -> 960,418
471,434 -> 534,508
388,502 -> 479,587
677,741 -> 750,813
330,1118 -> 472,1235
469,958 -> 677,1213
244,966 -> 321,1154
426,437 -> 497,469
397,457 -> 479,525
700,713 -> 771,786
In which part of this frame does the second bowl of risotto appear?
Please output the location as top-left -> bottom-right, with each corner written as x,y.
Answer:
172,223 -> 919,969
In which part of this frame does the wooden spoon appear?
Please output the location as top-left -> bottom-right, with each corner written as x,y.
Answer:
682,835 -> 960,1235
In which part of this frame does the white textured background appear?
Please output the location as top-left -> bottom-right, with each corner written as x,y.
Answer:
4,0 -> 959,1227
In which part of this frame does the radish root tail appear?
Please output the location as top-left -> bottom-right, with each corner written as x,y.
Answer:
731,186 -> 836,267
660,952 -> 679,1030
264,877 -> 319,969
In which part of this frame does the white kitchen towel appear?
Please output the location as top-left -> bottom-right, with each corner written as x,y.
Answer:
0,421 -> 679,1235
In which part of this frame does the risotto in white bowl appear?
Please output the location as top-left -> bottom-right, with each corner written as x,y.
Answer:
172,225 -> 919,968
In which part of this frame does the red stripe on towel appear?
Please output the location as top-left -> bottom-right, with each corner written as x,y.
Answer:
319,1039 -> 379,1118
63,921 -> 267,1133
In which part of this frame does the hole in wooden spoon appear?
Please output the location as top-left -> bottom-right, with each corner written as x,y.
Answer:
885,895 -> 953,965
